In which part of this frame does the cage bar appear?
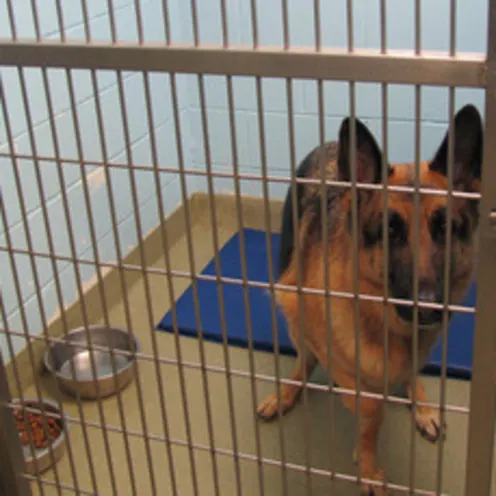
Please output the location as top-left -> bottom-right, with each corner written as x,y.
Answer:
316,78 -> 336,489
255,76 -> 289,494
286,77 -> 314,495
146,71 -> 200,495
0,152 -> 483,200
226,74 -> 266,496
0,244 -> 479,316
0,42 -> 486,87
169,71 -> 222,495
197,72 -> 242,496
142,70 -> 180,495
464,1 -> 496,493
408,83 -> 421,493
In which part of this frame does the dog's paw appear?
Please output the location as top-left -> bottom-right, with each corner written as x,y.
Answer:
257,392 -> 290,421
415,407 -> 446,443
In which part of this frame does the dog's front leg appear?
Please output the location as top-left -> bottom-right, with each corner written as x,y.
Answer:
257,346 -> 317,420
407,377 -> 446,443
335,372 -> 386,495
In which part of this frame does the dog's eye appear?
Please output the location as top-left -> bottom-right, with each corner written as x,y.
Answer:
387,211 -> 408,245
430,207 -> 460,244
373,210 -> 407,246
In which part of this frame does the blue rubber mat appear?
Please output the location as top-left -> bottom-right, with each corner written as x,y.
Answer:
157,229 -> 476,380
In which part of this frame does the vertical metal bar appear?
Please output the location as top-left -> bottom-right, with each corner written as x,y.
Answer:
28,0 -> 41,41
147,74 -> 200,496
190,0 -> 200,47
435,87 -> 455,496
226,75 -> 265,496
115,69 -> 162,496
134,0 -> 144,44
90,67 -> 157,493
313,0 -> 321,51
415,0 -> 421,55
197,74 -> 242,496
437,8 -> 457,494
220,0 -> 229,48
281,0 -> 290,49
346,0 -> 354,52
0,352 -> 32,496
449,0 -> 456,57
409,4 -> 422,493
409,84 -> 421,494
380,0 -> 387,53
250,0 -> 259,48
5,0 -> 17,40
379,7 -> 390,495
161,0 -> 171,45
80,0 -> 92,42
465,2 -> 496,493
65,68 -> 138,496
287,78 -> 312,495
255,76 -> 288,495
380,36 -> 390,496
317,79 -> 336,488
167,73 -> 200,496
169,72 -> 220,496
143,71 -> 181,496
53,0 -> 65,43
348,81 -> 362,488
106,0 -> 117,42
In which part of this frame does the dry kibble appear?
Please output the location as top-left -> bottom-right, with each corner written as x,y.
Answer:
14,406 -> 62,449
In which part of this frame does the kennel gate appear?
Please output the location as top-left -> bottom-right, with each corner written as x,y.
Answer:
0,0 -> 495,495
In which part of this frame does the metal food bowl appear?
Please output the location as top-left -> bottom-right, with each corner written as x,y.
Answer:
43,325 -> 140,399
12,398 -> 68,475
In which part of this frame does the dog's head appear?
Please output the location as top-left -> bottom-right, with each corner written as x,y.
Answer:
336,104 -> 483,330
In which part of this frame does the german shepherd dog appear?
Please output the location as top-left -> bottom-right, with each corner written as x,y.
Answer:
257,105 -> 483,494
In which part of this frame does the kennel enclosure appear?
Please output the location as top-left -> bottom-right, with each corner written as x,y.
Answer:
1,0 -> 496,495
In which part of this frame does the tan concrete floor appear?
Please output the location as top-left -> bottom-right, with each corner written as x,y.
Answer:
20,196 -> 495,496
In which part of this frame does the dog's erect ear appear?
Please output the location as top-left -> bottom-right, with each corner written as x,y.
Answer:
429,104 -> 483,185
337,117 -> 385,184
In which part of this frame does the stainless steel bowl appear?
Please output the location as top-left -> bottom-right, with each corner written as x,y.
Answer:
12,398 -> 68,475
43,325 -> 140,399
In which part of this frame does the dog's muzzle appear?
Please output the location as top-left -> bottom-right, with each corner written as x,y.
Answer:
395,288 -> 444,326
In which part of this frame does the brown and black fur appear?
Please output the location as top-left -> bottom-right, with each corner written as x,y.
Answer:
257,105 -> 483,495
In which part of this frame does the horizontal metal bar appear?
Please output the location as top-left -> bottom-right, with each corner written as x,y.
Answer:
0,327 -> 469,413
0,40 -> 487,87
19,476 -> 90,496
0,245 -> 476,314
0,152 -> 483,200
7,401 -> 466,495
0,329 -> 470,413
